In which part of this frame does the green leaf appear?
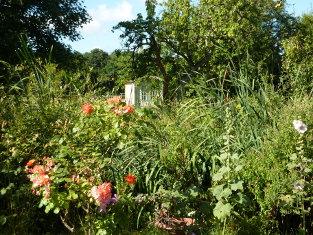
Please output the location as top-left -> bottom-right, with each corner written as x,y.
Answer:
280,194 -> 294,205
72,127 -> 80,133
53,207 -> 60,214
235,165 -> 243,172
212,172 -> 223,181
304,167 -> 312,173
212,166 -> 230,182
219,166 -> 231,174
189,187 -> 199,198
0,216 -> 6,225
220,188 -> 232,199
213,201 -> 232,220
117,142 -> 125,149
68,190 -> 78,200
231,153 -> 240,160
58,137 -> 64,144
230,181 -> 243,191
218,152 -> 228,161
290,153 -> 297,161
211,184 -> 225,199
39,198 -> 48,208
0,188 -> 6,195
44,202 -> 54,213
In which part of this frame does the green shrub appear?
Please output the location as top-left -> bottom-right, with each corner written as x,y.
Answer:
243,96 -> 313,233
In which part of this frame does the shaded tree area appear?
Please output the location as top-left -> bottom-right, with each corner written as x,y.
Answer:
0,0 -> 90,85
81,49 -> 134,93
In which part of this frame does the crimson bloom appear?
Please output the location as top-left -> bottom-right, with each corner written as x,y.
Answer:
124,173 -> 137,185
82,103 -> 94,115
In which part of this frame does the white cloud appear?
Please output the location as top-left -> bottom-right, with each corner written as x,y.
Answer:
82,1 -> 134,34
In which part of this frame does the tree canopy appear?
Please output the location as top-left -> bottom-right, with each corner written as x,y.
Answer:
115,0 -> 297,99
0,0 -> 90,64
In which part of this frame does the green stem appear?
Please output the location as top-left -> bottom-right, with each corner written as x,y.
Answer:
302,201 -> 305,234
222,218 -> 226,235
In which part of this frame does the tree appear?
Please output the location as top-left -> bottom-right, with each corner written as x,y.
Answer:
161,0 -> 297,76
114,0 -> 172,100
115,0 -> 297,99
84,49 -> 109,70
282,13 -> 313,93
81,48 -> 109,89
104,50 -> 133,91
0,0 -> 90,65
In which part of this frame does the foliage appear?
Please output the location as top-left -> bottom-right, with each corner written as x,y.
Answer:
242,96 -> 313,234
0,0 -> 90,66
211,108 -> 244,224
282,13 -> 313,95
2,69 -> 313,233
114,0 -> 171,100
115,0 -> 297,99
103,50 -> 134,92
2,2 -> 313,234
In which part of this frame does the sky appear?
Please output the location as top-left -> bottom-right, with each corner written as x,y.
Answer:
65,0 -> 313,54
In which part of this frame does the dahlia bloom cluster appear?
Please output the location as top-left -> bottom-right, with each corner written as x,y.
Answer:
105,96 -> 134,116
25,157 -> 54,198
81,98 -> 134,117
91,182 -> 117,212
106,96 -> 122,106
112,105 -> 135,116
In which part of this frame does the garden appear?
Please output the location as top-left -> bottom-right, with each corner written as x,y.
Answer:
1,0 -> 313,234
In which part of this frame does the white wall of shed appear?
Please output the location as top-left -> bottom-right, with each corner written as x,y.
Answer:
125,83 -> 135,105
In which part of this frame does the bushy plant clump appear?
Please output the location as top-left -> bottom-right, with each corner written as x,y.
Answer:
2,66 -> 313,234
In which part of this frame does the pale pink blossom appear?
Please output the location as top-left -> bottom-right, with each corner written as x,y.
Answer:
91,182 -> 117,212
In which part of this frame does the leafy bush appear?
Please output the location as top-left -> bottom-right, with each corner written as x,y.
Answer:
243,96 -> 313,233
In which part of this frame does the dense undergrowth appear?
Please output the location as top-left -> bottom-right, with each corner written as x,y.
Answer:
1,62 -> 313,234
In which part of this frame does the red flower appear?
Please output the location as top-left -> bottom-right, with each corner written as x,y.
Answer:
122,105 -> 134,114
124,173 -> 137,185
82,103 -> 94,115
26,159 -> 36,167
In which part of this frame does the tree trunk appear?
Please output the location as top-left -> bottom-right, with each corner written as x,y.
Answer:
151,36 -> 170,101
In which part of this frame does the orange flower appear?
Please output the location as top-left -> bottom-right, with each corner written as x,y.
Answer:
124,173 -> 137,185
31,173 -> 50,188
31,165 -> 46,175
82,103 -> 94,115
26,159 -> 36,167
107,96 -> 122,105
122,105 -> 134,114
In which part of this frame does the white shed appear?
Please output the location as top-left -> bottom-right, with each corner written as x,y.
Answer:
124,80 -> 162,107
